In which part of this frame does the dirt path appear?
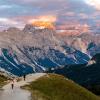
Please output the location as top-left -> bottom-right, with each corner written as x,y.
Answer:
0,73 -> 46,100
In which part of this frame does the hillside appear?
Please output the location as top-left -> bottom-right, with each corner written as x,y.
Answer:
48,53 -> 100,85
48,53 -> 100,95
0,75 -> 8,88
24,74 -> 100,100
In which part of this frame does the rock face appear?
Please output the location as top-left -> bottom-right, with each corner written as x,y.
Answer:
23,24 -> 36,33
0,24 -> 99,76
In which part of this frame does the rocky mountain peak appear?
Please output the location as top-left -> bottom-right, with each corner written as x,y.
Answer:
23,24 -> 35,33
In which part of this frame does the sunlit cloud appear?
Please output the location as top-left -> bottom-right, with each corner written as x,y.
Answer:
28,15 -> 56,24
27,15 -> 56,29
86,0 -> 100,10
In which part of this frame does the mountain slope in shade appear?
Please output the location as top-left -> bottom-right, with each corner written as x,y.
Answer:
48,53 -> 100,86
0,25 -> 99,76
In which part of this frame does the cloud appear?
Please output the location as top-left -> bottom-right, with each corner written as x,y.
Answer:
0,18 -> 24,29
28,15 -> 57,24
78,13 -> 89,19
0,5 -> 12,9
0,0 -> 99,30
85,0 -> 100,10
0,18 -> 18,24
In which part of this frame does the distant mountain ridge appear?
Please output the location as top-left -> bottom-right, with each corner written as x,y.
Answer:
0,24 -> 99,76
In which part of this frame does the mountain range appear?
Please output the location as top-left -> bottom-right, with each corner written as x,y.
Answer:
0,24 -> 100,76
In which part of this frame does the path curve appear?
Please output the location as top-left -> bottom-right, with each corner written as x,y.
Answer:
0,73 -> 46,100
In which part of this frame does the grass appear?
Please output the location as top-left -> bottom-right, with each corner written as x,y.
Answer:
23,74 -> 100,100
0,75 -> 8,88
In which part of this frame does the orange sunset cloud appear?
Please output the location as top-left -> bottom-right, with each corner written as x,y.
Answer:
28,15 -> 56,29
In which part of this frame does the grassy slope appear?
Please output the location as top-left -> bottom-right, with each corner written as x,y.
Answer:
0,75 -> 8,88
25,74 -> 100,100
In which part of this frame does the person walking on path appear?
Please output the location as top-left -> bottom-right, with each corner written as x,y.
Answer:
11,79 -> 15,90
23,75 -> 26,81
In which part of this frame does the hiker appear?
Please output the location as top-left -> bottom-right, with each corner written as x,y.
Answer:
11,79 -> 14,90
23,74 -> 26,81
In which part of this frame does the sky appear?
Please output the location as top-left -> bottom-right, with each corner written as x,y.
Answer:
0,0 -> 100,30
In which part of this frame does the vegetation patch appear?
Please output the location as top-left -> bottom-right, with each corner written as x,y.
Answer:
0,75 -> 8,88
24,74 -> 100,100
